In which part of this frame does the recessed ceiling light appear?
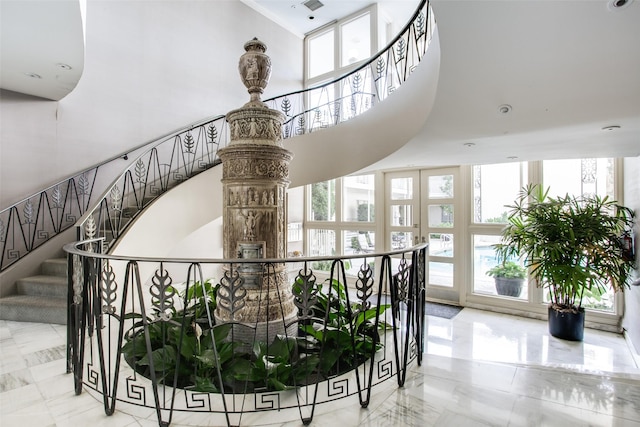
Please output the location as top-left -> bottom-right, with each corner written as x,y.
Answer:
25,72 -> 42,79
308,15 -> 315,20
507,156 -> 518,160
56,63 -> 72,70
601,125 -> 621,131
498,104 -> 512,114
463,142 -> 476,147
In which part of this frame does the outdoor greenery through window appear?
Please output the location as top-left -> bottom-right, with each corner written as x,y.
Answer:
307,174 -> 376,274
310,180 -> 335,221
343,175 -> 374,222
471,158 -> 618,311
298,158 -> 623,318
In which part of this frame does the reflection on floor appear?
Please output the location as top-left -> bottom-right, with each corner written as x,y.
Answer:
1,308 -> 639,426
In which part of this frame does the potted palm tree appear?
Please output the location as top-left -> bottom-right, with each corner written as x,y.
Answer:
493,184 -> 635,341
487,261 -> 527,297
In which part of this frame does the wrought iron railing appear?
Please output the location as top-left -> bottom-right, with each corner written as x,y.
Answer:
0,0 -> 433,271
64,240 -> 427,427
0,115 -> 226,272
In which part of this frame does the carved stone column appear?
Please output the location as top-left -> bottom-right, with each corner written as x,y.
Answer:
215,38 -> 297,344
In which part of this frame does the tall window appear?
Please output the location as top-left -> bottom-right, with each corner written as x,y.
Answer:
469,158 -> 619,311
305,7 -> 375,83
343,175 -> 374,222
307,29 -> 334,79
473,162 -> 527,223
306,174 -> 376,272
340,13 -> 371,67
304,6 -> 381,131
543,158 -> 614,199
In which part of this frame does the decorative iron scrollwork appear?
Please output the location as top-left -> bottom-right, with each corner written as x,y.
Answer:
216,267 -> 247,321
110,186 -> 122,212
394,257 -> 410,304
72,254 -> 83,305
149,266 -> 175,322
292,268 -> 318,319
100,261 -> 118,315
354,263 -> 374,314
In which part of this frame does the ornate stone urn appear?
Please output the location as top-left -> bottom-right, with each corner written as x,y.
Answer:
238,37 -> 272,106
215,38 -> 297,345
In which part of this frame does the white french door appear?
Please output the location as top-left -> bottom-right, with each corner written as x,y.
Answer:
385,168 -> 462,304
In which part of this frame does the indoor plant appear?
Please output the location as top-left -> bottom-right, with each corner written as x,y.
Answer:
486,261 -> 527,297
493,184 -> 635,341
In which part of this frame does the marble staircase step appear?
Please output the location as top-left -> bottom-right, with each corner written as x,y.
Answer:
0,258 -> 68,325
16,275 -> 67,298
0,294 -> 67,324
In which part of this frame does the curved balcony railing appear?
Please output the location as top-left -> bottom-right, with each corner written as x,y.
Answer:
64,241 -> 427,427
0,0 -> 433,271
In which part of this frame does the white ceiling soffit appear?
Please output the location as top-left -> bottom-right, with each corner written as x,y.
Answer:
0,0 -> 85,101
364,0 -> 640,170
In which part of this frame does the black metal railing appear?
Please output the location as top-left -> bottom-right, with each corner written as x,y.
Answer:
0,114 -> 225,272
64,241 -> 427,427
0,0 -> 433,271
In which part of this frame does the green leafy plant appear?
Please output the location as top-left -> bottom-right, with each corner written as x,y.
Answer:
486,261 -> 526,279
122,277 -> 389,393
493,184 -> 635,312
120,280 -> 237,391
298,278 -> 390,376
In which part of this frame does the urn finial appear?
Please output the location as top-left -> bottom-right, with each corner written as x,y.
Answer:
239,37 -> 272,105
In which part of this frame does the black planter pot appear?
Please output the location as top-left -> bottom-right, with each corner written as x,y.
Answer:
548,305 -> 585,341
494,277 -> 524,297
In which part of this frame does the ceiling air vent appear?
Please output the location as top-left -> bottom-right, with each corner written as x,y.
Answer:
303,0 -> 324,12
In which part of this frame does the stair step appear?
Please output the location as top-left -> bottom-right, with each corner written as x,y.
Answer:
16,275 -> 67,298
41,258 -> 68,277
0,295 -> 66,324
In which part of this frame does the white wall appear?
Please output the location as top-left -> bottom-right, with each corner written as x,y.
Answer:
0,0 -> 303,208
622,156 -> 640,356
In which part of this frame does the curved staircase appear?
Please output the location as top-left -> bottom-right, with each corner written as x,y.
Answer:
0,0 -> 437,325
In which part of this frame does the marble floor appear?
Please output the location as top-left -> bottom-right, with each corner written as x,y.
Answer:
1,308 -> 639,426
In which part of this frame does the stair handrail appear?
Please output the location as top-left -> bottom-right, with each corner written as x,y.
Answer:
0,0 -> 432,271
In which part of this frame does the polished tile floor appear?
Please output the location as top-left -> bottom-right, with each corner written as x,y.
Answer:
1,308 -> 639,426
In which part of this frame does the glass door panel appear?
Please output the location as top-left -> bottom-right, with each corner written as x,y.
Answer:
386,171 -> 420,250
421,169 -> 460,303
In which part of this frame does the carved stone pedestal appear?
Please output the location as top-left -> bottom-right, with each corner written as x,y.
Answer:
214,38 -> 297,345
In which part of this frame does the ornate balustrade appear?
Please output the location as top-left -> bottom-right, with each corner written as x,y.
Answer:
64,241 -> 427,426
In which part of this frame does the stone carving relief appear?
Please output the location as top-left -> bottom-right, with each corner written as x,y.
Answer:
239,210 -> 260,240
223,157 -> 290,180
230,116 -> 282,141
229,187 -> 278,207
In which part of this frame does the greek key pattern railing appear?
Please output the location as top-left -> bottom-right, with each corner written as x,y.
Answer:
0,0 -> 432,270
65,242 -> 427,427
